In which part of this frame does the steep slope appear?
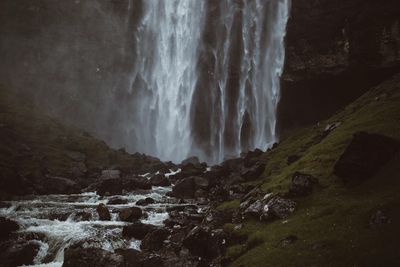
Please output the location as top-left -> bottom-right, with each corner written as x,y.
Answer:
0,86 -> 166,199
223,72 -> 400,266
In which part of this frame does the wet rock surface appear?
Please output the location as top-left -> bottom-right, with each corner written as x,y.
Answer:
119,207 -> 143,222
96,203 -> 111,221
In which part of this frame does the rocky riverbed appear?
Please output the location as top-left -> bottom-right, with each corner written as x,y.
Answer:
0,151 -> 273,267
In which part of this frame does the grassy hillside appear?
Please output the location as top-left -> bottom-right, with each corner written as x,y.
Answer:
0,86 -> 162,198
225,73 -> 400,266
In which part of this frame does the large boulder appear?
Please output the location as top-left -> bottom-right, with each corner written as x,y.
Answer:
182,226 -> 226,259
289,172 -> 319,197
136,198 -> 155,206
63,247 -> 124,267
119,207 -> 143,222
96,203 -> 111,221
140,229 -> 169,251
122,222 -> 158,240
0,241 -> 40,267
0,217 -> 19,240
334,132 -> 399,183
170,176 -> 209,199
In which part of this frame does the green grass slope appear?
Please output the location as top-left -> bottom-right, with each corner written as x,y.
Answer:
226,73 -> 400,266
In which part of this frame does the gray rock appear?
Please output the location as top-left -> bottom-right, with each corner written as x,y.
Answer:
289,172 -> 319,197
261,197 -> 296,221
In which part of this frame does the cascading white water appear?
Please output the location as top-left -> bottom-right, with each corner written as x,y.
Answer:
130,0 -> 291,164
130,0 -> 206,162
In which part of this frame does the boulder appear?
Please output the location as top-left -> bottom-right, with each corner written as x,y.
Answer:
0,202 -> 11,209
0,241 -> 40,267
136,198 -> 155,206
0,217 -> 19,240
169,165 -> 205,182
140,229 -> 169,251
63,247 -> 123,267
74,211 -> 92,222
243,200 -> 264,218
88,176 -> 152,196
150,174 -> 171,187
119,207 -> 143,222
289,172 -> 319,197
183,226 -> 226,259
171,176 -> 210,199
107,197 -> 128,205
96,203 -> 111,221
122,222 -> 157,240
334,132 -> 399,183
261,197 -> 296,221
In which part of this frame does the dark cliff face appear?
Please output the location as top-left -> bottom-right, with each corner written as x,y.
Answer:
0,0 -> 137,145
279,0 -> 400,134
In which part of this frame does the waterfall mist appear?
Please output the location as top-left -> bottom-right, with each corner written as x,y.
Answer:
0,0 -> 291,164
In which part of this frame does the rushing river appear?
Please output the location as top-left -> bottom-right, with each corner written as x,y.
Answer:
0,186 -> 186,267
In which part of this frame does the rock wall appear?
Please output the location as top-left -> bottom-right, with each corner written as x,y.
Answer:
0,0 -> 138,145
279,0 -> 400,133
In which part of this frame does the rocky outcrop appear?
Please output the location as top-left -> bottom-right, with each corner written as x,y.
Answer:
279,0 -> 400,133
334,132 -> 399,183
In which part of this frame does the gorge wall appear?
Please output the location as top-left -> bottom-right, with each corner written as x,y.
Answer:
279,0 -> 400,133
1,0 -> 400,162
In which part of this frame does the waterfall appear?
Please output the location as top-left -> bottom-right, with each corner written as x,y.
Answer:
130,0 -> 291,164
130,0 -> 206,162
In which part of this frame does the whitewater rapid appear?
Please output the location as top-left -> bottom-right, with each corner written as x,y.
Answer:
0,187 -> 175,267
